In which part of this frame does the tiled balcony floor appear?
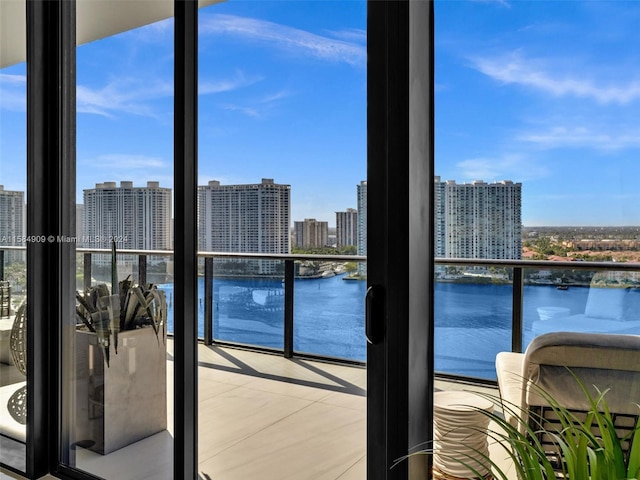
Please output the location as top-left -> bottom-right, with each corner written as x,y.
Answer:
193,344 -> 368,480
73,342 -> 367,480
2,342 -> 515,480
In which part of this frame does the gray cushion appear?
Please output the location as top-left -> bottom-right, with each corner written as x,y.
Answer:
496,332 -> 640,427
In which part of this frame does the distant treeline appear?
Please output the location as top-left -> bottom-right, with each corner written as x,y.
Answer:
523,226 -> 640,242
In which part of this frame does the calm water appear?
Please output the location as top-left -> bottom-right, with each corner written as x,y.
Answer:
161,274 -> 367,360
160,278 -> 618,379
434,282 -> 591,378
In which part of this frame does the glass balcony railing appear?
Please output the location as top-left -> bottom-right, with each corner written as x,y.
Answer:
435,258 -> 640,380
2,247 -> 640,381
75,248 -> 368,365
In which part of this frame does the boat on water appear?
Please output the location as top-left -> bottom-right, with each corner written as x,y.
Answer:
225,288 -> 284,321
557,285 -> 569,290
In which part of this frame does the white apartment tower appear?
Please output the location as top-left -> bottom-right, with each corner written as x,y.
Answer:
76,204 -> 84,247
434,176 -> 447,258
0,186 -> 25,263
198,179 -> 290,274
336,208 -> 358,249
294,218 -> 329,249
357,181 -> 367,275
83,181 -> 172,256
441,179 -> 522,260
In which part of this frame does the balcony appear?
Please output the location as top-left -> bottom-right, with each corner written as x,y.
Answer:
66,248 -> 640,377
86,341 -> 368,479
2,340 -> 515,480
1,247 -> 639,478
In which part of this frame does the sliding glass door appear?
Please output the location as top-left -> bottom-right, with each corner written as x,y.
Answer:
57,2 -> 177,478
2,2 -> 436,479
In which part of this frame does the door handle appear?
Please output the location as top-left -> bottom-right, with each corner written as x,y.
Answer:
365,284 -> 384,345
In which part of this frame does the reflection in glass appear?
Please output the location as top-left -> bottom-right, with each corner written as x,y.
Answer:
68,10 -> 175,478
0,57 -> 27,472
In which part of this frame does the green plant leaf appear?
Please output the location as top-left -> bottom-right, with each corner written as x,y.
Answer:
627,409 -> 640,479
399,371 -> 640,480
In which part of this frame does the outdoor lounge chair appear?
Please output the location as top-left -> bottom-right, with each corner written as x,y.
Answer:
495,332 -> 640,472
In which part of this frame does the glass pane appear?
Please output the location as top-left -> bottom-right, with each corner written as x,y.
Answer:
524,268 -> 640,345
197,1 -> 367,478
213,260 -> 285,349
0,42 -> 27,473
435,1 -> 640,380
64,7 -> 175,477
294,261 -> 367,361
434,269 -> 513,379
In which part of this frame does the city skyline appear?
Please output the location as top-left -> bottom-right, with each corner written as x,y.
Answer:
3,1 -> 640,226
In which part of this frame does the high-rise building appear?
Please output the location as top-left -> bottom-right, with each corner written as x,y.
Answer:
357,181 -> 367,275
294,218 -> 329,249
437,178 -> 522,260
83,181 -> 172,263
76,204 -> 84,245
0,185 -> 25,263
198,178 -> 290,274
336,208 -> 358,249
434,176 -> 447,258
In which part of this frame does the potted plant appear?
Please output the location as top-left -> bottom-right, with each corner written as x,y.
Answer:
75,275 -> 166,367
74,244 -> 168,455
396,374 -> 640,479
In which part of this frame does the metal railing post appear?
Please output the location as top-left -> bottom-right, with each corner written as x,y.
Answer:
284,259 -> 295,358
83,253 -> 92,292
0,250 -> 4,281
512,266 -> 524,353
204,257 -> 213,345
138,254 -> 147,286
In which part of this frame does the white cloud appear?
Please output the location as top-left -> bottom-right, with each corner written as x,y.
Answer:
472,51 -> 640,104
199,71 -> 263,95
0,74 -> 26,112
517,125 -> 640,151
0,74 -> 25,86
259,89 -> 292,104
470,0 -> 511,8
78,70 -> 257,118
216,87 -> 293,119
325,28 -> 367,44
121,17 -> 174,44
82,154 -> 168,169
77,78 -> 172,118
220,103 -> 260,118
456,153 -> 547,182
200,14 -> 366,67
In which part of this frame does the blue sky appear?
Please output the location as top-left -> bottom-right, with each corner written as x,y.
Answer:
436,0 -> 640,226
2,0 -> 640,226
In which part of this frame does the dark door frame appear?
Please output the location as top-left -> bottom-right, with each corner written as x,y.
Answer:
367,2 -> 435,479
26,0 -> 76,476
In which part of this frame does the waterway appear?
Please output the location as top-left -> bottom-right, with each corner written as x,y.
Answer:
160,276 -> 636,379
